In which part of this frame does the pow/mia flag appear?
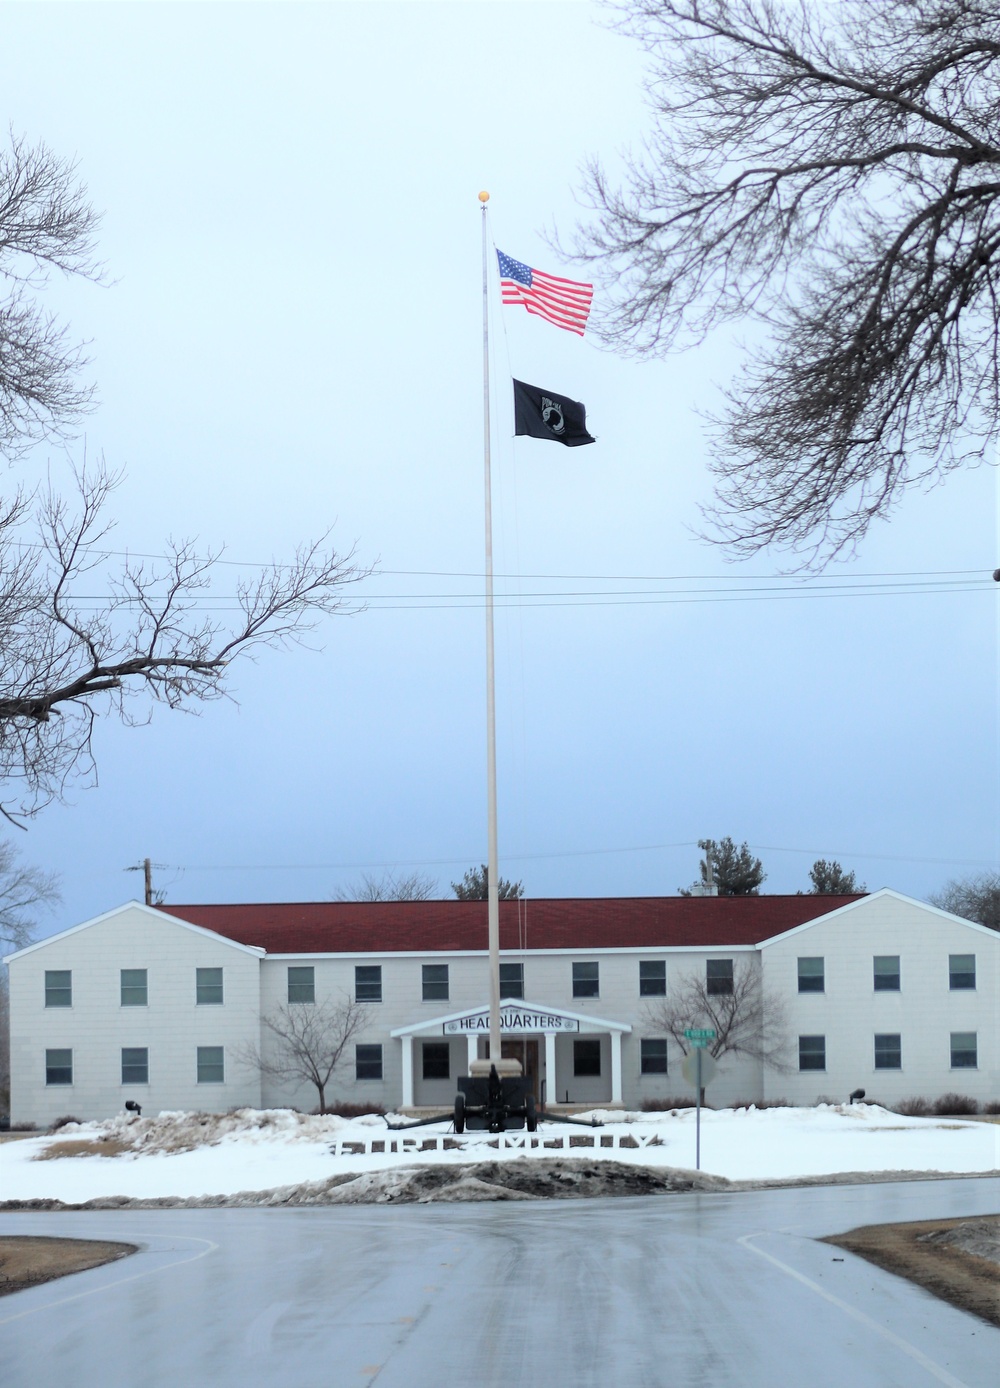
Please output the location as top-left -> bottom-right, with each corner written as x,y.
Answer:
512,379 -> 595,448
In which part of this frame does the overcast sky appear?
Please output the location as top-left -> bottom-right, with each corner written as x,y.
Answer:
4,1 -> 999,938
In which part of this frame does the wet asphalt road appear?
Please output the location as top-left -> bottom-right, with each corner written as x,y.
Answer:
1,1178 -> 998,1388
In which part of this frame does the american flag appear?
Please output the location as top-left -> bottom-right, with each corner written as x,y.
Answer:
496,250 -> 593,336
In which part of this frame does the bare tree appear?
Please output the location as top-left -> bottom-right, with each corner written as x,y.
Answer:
238,997 -> 370,1113
0,838 -> 60,952
571,1 -> 1000,562
930,870 -> 1000,930
0,463 -> 365,821
332,870 -> 438,902
645,959 -> 791,1070
451,864 -> 524,900
0,132 -> 102,460
808,859 -> 865,894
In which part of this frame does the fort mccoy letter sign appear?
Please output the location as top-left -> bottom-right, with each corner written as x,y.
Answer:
443,1008 -> 580,1035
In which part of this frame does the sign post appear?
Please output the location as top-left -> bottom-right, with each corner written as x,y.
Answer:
682,1029 -> 717,1170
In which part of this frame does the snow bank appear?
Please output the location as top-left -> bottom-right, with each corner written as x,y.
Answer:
1,1104 -> 996,1205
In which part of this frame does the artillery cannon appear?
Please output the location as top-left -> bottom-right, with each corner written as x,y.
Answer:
454,1062 -> 536,1133
384,1062 -> 602,1134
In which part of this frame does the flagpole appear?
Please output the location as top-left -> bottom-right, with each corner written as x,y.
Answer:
479,191 -> 502,1069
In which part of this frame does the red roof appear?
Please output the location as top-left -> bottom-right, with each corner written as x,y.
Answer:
160,895 -> 861,954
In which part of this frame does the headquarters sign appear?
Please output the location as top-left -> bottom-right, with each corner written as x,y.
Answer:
443,1008 -> 579,1036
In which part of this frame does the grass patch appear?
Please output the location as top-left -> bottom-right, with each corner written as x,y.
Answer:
0,1236 -> 136,1295
826,1216 -> 1000,1329
33,1137 -> 130,1161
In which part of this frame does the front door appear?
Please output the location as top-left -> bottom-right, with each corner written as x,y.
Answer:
501,1038 -> 539,1100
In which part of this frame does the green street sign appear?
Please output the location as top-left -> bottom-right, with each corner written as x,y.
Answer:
689,1037 -> 710,1048
684,1028 -> 716,1041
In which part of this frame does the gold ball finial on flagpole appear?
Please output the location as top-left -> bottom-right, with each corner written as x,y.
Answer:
478,190 -> 490,203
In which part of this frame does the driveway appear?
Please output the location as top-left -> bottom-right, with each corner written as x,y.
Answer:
1,1178 -> 997,1387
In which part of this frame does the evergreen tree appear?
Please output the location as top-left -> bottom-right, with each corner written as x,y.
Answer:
451,864 -> 524,901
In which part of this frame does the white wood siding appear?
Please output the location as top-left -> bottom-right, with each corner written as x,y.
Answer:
8,904 -> 262,1125
760,893 -> 1000,1105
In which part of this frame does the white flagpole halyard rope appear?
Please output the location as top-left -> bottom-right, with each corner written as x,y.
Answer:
480,191 -> 502,1067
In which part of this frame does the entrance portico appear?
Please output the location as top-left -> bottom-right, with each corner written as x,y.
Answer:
391,1000 -> 631,1109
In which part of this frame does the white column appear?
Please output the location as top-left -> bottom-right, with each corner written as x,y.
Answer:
401,1036 -> 414,1109
545,1032 -> 557,1107
610,1031 -> 623,1106
466,1033 -> 478,1072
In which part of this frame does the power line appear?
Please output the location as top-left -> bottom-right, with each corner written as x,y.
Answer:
378,566 -> 987,581
168,840 -> 996,874
48,576 -> 999,612
13,534 -> 989,584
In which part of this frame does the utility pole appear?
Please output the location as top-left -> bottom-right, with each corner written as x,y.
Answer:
126,857 -> 164,906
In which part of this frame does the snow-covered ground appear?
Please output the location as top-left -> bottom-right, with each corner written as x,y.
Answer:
2,1105 -> 997,1204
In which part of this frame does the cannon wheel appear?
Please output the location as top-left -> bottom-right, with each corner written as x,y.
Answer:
525,1093 -> 537,1132
454,1092 -> 466,1134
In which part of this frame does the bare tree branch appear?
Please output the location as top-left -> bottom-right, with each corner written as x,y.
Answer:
332,870 -> 438,902
929,869 -> 1000,929
236,997 -> 370,1113
0,132 -> 369,822
0,131 -> 102,459
570,0 -> 1000,562
0,462 -> 368,820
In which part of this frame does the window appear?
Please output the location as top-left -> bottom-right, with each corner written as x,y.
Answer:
287,966 -> 315,1004
196,967 -> 223,1005
499,962 -> 524,999
797,957 -> 824,993
706,959 -> 733,996
422,964 -> 449,1002
950,1032 -> 978,1069
355,1044 -> 383,1081
572,962 -> 599,998
355,965 -> 382,1002
121,1047 -> 149,1084
197,1046 -> 225,1083
874,1034 -> 901,1070
639,961 -> 666,997
640,1038 -> 668,1074
44,970 -> 72,1008
873,955 -> 900,991
949,954 -> 976,990
120,969 -> 148,1007
798,1035 -> 826,1071
45,1048 -> 72,1085
574,1039 -> 602,1076
422,1042 -> 450,1080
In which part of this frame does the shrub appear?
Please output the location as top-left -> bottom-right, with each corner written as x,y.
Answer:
50,1115 -> 82,1131
982,1100 -> 1000,1115
7,1120 -> 36,1132
640,1097 -> 697,1111
932,1093 -> 979,1116
313,1102 -> 385,1119
893,1097 -> 931,1116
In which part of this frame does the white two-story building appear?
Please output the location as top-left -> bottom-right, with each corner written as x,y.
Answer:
5,889 -> 997,1124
